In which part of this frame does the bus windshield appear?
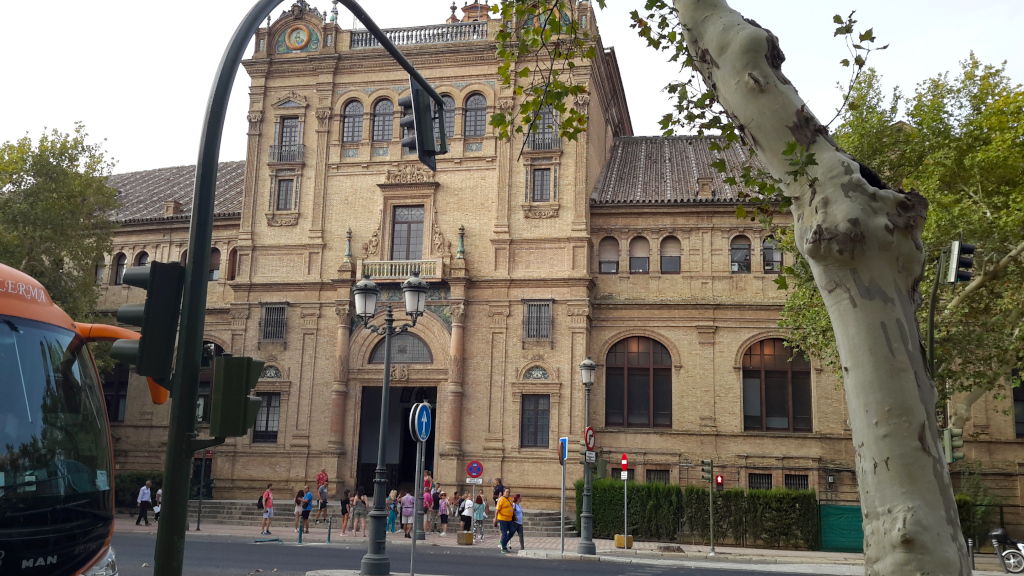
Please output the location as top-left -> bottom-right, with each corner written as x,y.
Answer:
0,314 -> 114,575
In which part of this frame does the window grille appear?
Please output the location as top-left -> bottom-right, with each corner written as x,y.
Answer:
532,168 -> 551,202
523,300 -> 552,341
784,474 -> 809,490
253,393 -> 281,443
260,304 -> 287,343
646,469 -> 671,484
434,95 -> 455,142
342,100 -> 364,143
748,473 -> 773,490
520,394 -> 550,448
464,93 -> 487,137
527,107 -> 561,150
370,332 -> 433,363
276,179 -> 294,211
373,99 -> 394,141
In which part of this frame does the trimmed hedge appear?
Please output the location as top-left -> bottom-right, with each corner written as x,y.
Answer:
574,478 -> 683,541
115,471 -> 163,508
576,480 -> 818,549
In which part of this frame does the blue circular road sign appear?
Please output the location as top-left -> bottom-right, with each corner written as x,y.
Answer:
409,402 -> 432,442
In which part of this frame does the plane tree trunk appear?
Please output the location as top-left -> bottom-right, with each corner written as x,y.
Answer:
672,1 -> 970,573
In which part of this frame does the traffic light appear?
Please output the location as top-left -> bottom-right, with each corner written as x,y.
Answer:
715,475 -> 724,491
943,427 -> 964,463
946,240 -> 975,284
398,75 -> 447,171
209,355 -> 265,438
578,440 -> 586,465
110,261 -> 185,389
701,459 -> 714,483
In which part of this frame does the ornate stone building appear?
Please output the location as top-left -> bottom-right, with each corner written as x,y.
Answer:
98,1 -> 1024,513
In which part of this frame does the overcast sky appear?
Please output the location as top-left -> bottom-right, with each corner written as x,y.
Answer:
2,1 -> 1021,174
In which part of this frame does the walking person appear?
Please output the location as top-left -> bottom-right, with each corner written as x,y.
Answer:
293,489 -> 305,532
422,488 -> 433,535
135,480 -> 153,526
511,494 -> 525,551
351,486 -> 368,536
153,487 -> 163,522
401,490 -> 416,538
301,485 -> 314,533
260,483 -> 275,535
472,494 -> 488,543
494,488 -> 514,553
459,492 -> 474,532
315,468 -> 329,524
491,477 -> 504,504
339,488 -> 351,536
438,492 -> 449,536
386,490 -> 399,533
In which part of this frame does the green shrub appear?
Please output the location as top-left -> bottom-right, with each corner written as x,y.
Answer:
746,489 -> 818,549
574,478 -> 683,541
114,471 -> 163,508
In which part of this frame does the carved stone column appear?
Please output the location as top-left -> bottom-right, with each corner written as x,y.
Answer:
239,110 -> 264,243
329,302 -> 351,450
572,94 -> 591,232
442,303 -> 466,454
309,106 -> 332,243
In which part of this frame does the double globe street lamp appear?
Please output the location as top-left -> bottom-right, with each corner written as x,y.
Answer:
577,356 -> 597,554
353,270 -> 428,576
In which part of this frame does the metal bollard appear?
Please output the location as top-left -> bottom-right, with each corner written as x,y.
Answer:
298,522 -> 303,545
327,517 -> 332,544
968,538 -> 975,570
994,539 -> 1008,574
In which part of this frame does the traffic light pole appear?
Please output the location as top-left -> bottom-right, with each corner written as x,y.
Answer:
152,1 -> 280,574
577,382 -> 596,555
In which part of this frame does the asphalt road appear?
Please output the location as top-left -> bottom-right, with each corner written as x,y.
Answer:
111,533 -> 808,576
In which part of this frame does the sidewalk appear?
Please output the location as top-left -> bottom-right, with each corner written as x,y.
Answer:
114,520 -> 1008,575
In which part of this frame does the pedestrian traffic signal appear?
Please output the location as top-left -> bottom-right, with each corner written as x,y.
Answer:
946,240 -> 975,284
109,261 -> 185,389
577,440 -> 586,465
942,427 -> 964,463
701,459 -> 714,483
398,75 -> 447,172
715,475 -> 724,491
209,355 -> 266,438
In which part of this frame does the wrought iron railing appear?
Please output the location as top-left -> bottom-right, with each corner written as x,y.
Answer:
363,259 -> 437,279
269,144 -> 305,163
350,21 -> 488,49
527,135 -> 562,151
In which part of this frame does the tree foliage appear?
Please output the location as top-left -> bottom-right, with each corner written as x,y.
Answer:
0,123 -> 119,321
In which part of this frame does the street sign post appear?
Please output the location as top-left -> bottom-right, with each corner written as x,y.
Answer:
584,426 -> 595,451
585,451 -> 596,463
621,453 -> 628,543
559,436 -> 568,552
408,401 -> 431,574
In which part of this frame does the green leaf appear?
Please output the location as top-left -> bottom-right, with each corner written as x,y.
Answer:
833,14 -> 843,24
710,159 -> 727,172
773,275 -> 789,290
735,205 -> 747,219
783,141 -> 799,156
858,28 -> 874,42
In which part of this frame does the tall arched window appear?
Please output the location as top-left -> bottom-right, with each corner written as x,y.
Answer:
598,237 -> 619,274
113,253 -> 127,285
763,237 -> 783,273
226,248 -> 239,281
370,333 -> 433,364
605,336 -> 672,428
435,95 -> 455,141
342,100 -> 364,143
742,338 -> 812,432
660,236 -> 681,273
372,99 -> 394,142
134,251 -> 150,267
209,248 -> 221,281
629,237 -> 650,274
730,235 -> 751,273
464,93 -> 487,137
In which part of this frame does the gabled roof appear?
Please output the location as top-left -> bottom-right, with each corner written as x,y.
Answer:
107,161 -> 246,223
590,136 -> 759,205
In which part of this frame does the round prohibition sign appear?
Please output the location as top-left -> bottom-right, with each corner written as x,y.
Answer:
467,461 -> 483,478
584,426 -> 595,451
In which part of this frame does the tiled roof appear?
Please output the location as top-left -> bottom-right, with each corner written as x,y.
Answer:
107,161 -> 246,223
591,136 -> 761,205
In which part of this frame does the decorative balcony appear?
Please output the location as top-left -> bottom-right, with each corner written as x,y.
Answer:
269,144 -> 305,163
526,135 -> 562,151
350,21 -> 488,49
362,259 -> 438,279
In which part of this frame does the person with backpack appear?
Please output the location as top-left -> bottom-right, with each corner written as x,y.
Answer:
472,494 -> 488,543
259,483 -> 274,535
386,490 -> 399,533
494,488 -> 514,553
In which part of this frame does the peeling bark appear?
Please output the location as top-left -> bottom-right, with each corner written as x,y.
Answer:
673,1 -> 970,574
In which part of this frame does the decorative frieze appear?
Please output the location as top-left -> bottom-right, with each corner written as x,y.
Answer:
384,164 -> 435,184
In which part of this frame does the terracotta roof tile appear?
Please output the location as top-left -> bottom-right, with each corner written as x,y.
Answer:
591,136 -> 761,205
107,161 -> 245,223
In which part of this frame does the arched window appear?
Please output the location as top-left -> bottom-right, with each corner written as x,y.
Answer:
370,333 -> 432,364
528,106 -> 558,150
226,248 -> 239,281
180,250 -> 188,266
435,95 -> 455,141
372,99 -> 394,142
209,248 -> 221,281
598,237 -> 619,274
763,237 -> 783,273
95,263 -> 107,285
605,336 -> 672,428
134,251 -> 150,267
629,237 -> 650,274
464,93 -> 487,137
730,235 -> 751,273
660,236 -> 681,274
113,253 -> 127,285
342,100 -> 364,143
742,338 -> 812,432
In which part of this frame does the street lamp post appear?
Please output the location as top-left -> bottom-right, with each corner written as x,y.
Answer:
577,356 -> 597,555
353,271 -> 428,576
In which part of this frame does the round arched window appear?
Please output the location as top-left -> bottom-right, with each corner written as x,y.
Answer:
370,333 -> 433,364
343,100 -> 364,143
742,338 -> 811,432
372,99 -> 394,142
605,336 -> 672,428
464,93 -> 487,137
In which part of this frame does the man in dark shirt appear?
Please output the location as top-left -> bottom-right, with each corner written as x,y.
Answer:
492,477 -> 504,504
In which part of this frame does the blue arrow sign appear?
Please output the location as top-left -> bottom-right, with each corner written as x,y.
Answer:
413,402 -> 431,442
